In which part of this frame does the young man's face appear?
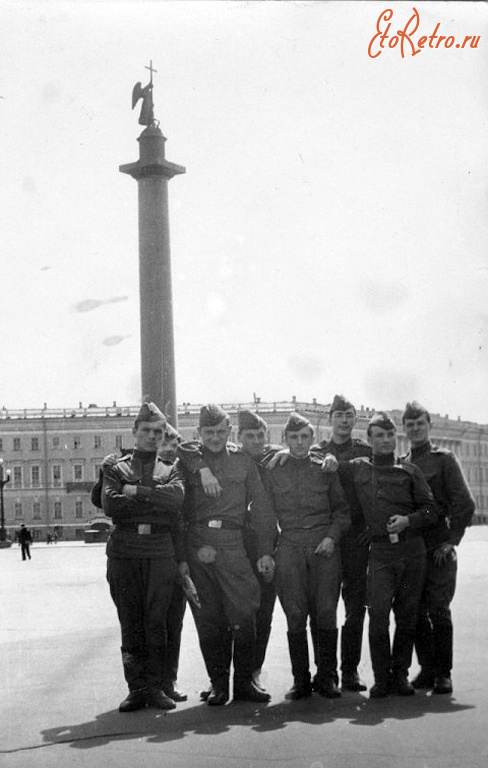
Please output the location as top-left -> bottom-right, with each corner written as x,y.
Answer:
239,428 -> 266,457
285,426 -> 314,459
160,436 -> 180,462
330,409 -> 356,441
369,426 -> 397,456
403,415 -> 431,448
198,418 -> 231,454
133,420 -> 166,453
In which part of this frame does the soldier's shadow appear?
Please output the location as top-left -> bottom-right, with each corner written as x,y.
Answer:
40,691 -> 474,750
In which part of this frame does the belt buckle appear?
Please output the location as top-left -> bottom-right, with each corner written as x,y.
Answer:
138,524 -> 151,535
208,519 -> 222,529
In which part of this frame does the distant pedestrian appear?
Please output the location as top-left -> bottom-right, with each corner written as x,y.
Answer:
46,532 -> 53,545
53,532 -> 59,544
18,524 -> 32,561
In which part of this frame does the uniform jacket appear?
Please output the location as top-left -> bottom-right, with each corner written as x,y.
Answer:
264,453 -> 351,546
342,456 -> 437,538
177,442 -> 277,559
402,441 -> 475,548
102,449 -> 184,559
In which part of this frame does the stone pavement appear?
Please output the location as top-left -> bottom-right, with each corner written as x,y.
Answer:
1,529 -> 487,768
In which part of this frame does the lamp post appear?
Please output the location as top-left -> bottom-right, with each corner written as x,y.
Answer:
0,459 -> 11,545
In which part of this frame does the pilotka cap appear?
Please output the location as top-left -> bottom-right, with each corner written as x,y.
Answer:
284,412 -> 312,433
368,411 -> 396,432
402,401 -> 431,424
199,404 -> 229,427
134,402 -> 166,426
329,394 -> 356,415
238,410 -> 267,431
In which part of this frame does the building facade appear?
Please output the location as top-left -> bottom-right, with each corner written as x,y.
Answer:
0,399 -> 486,541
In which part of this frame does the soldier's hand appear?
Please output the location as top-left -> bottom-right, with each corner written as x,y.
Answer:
321,453 -> 339,473
199,468 -> 222,498
122,484 -> 138,497
257,555 -> 275,582
433,542 -> 454,566
178,561 -> 190,579
102,453 -> 118,469
267,449 -> 290,469
315,537 -> 334,557
386,515 -> 409,534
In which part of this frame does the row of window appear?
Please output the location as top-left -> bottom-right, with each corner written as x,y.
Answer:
0,435 -> 125,452
6,463 -> 102,488
11,500 -> 85,520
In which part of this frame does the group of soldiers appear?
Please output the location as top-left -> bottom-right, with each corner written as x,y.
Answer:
93,394 -> 475,712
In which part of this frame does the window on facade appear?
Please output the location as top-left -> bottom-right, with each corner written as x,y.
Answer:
13,466 -> 22,488
94,463 -> 102,480
76,528 -> 85,540
0,438 -> 3,451
52,436 -> 60,449
115,435 -> 123,450
54,501 -> 62,519
73,465 -> 83,482
31,437 -> 40,451
94,435 -> 102,449
13,438 -> 21,451
73,436 -> 81,449
75,501 -> 84,518
52,465 -> 62,487
14,502 -> 23,519
31,466 -> 41,487
33,502 -> 41,519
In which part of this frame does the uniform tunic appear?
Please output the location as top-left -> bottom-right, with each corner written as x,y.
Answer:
264,454 -> 351,633
402,441 -> 475,676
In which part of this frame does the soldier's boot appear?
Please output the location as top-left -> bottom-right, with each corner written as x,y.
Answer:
392,630 -> 415,696
432,622 -> 453,694
199,632 -> 230,705
233,622 -> 271,702
285,631 -> 313,700
316,629 -> 341,699
145,645 -> 176,710
119,647 -> 148,712
412,610 -> 435,688
162,632 -> 187,702
369,630 -> 393,698
341,622 -> 367,691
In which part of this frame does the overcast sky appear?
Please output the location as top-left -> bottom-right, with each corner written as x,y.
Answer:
1,1 -> 487,423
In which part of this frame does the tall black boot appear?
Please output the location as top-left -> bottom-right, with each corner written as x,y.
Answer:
119,647 -> 148,711
316,629 -> 341,698
198,628 -> 231,704
392,630 -> 415,696
233,621 -> 271,702
286,631 -> 312,699
145,645 -> 176,709
432,622 -> 453,694
413,608 -> 434,678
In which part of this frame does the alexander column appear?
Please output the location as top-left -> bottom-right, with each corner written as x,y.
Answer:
120,62 -> 185,427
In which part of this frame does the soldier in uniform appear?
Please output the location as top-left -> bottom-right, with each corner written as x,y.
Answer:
265,412 -> 351,699
401,401 -> 475,694
177,404 -> 276,706
342,411 -> 438,698
312,395 -> 371,692
102,402 -> 185,712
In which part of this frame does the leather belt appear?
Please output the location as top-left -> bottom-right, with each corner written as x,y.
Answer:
195,519 -> 242,531
115,523 -> 169,535
371,531 -> 418,544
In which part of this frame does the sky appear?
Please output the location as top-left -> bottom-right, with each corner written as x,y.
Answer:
1,0 -> 487,423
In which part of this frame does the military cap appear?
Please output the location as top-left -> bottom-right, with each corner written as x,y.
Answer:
199,403 -> 230,427
164,423 -> 181,441
238,410 -> 267,432
329,394 -> 356,415
402,400 -> 431,424
367,410 -> 396,434
133,402 -> 166,426
284,412 -> 313,434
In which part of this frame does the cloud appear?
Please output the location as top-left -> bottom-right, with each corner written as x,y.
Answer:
73,296 -> 129,313
102,335 -> 130,347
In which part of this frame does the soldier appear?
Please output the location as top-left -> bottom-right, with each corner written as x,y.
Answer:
312,395 -> 371,692
265,412 -> 351,699
401,401 -> 475,695
18,524 -> 32,561
102,402 -> 185,712
177,404 -> 276,706
342,411 -> 438,698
